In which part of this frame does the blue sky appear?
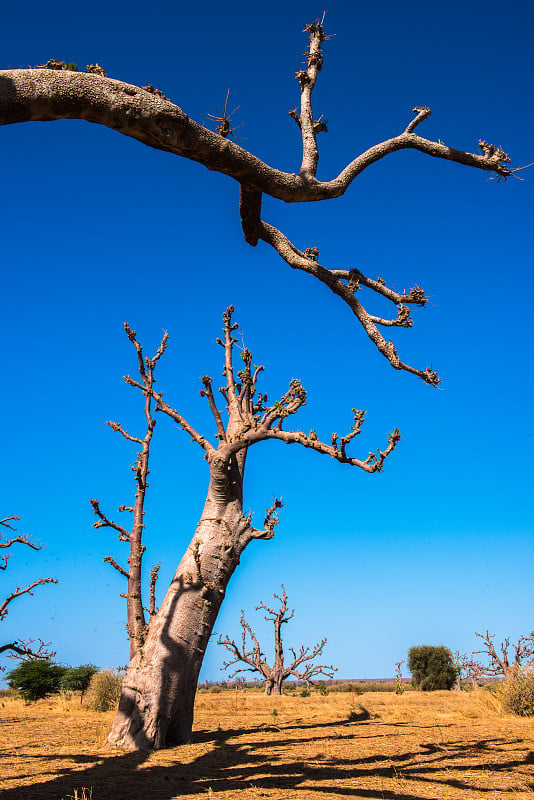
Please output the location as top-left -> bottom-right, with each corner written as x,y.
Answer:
0,0 -> 532,683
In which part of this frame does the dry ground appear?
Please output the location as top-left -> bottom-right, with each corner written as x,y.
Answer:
1,689 -> 533,800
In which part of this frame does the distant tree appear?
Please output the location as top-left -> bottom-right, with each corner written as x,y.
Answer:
474,630 -> 534,680
452,651 -> 484,690
61,664 -> 98,700
7,659 -> 66,702
218,586 -> 337,695
408,646 -> 457,691
0,516 -> 57,663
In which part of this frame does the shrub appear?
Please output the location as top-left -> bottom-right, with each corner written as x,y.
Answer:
86,670 -> 122,711
7,660 -> 66,702
61,665 -> 98,699
300,687 -> 310,697
408,645 -> 457,691
501,673 -> 534,716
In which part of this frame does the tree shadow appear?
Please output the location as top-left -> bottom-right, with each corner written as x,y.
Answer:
2,720 -> 533,800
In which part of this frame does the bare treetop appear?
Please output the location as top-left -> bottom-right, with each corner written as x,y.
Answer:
474,630 -> 534,679
0,19 -> 514,383
219,586 -> 337,694
125,306 -> 400,489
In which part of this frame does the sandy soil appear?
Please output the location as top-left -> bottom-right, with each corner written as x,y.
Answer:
1,689 -> 533,800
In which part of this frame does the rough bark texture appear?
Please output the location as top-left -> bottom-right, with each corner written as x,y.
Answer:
107,470 -> 250,748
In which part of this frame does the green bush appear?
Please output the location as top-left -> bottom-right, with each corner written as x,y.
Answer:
61,665 -> 98,699
408,645 -> 457,691
7,660 -> 66,702
86,670 -> 122,711
501,673 -> 534,716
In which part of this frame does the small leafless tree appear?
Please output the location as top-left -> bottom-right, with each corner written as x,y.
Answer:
474,630 -> 534,680
218,586 -> 336,695
0,516 -> 57,662
91,323 -> 166,660
452,651 -> 485,690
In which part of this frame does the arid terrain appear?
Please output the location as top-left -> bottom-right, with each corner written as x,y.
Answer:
1,689 -> 533,800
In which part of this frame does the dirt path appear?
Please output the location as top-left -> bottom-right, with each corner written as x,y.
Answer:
1,690 -> 533,799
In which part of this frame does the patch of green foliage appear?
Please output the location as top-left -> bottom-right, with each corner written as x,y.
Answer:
408,645 -> 457,691
7,659 -> 66,701
61,664 -> 98,699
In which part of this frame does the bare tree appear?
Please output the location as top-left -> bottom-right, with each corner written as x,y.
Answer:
105,305 -> 398,748
452,651 -> 485,691
0,20 -> 514,382
474,630 -> 534,680
218,586 -> 336,695
0,516 -> 57,662
90,324 -> 166,660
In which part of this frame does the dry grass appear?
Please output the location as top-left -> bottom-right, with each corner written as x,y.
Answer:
1,689 -> 533,799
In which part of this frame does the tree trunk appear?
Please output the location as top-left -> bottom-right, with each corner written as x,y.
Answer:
270,672 -> 284,696
107,452 -> 252,750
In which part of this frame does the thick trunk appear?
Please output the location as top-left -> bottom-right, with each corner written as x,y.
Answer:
264,671 -> 284,696
107,451 -> 252,750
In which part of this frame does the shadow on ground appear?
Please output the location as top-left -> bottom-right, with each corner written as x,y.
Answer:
2,715 -> 534,800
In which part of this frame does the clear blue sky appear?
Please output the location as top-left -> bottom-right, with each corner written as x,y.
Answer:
1,0 -> 532,683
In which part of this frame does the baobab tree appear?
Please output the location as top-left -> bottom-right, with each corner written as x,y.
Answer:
218,586 -> 336,695
105,306 -> 398,748
474,630 -> 534,680
0,17 -> 517,749
0,516 -> 57,662
452,652 -> 485,691
90,323 -> 166,660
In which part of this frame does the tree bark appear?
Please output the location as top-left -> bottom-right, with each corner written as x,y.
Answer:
107,454 -> 250,749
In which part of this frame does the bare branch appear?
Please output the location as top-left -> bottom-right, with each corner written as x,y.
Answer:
0,577 -> 58,621
0,517 -> 41,552
0,70 -> 511,201
405,106 -> 432,134
200,376 -> 226,442
0,638 -> 55,661
256,220 -> 439,385
0,536 -> 40,552
103,555 -> 129,579
125,375 -> 213,454
0,516 -> 21,531
149,563 -> 161,618
90,499 -> 130,541
296,19 -> 328,178
107,420 -> 143,444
